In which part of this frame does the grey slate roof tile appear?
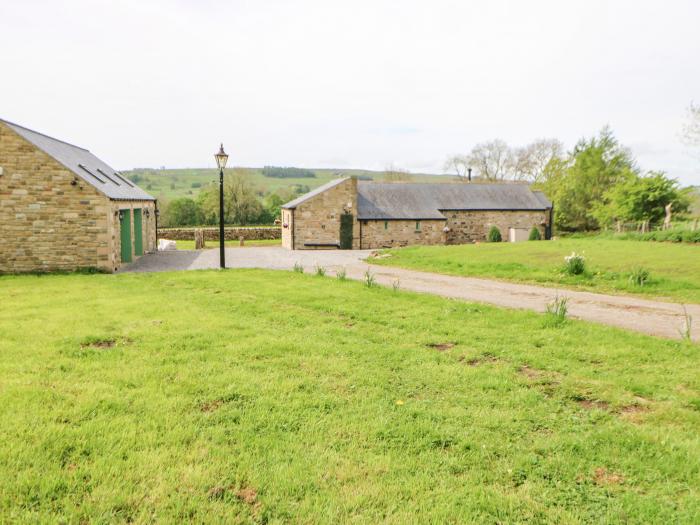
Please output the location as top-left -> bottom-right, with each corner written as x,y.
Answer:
357,181 -> 551,220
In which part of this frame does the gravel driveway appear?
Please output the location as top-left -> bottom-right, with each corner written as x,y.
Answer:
123,247 -> 699,341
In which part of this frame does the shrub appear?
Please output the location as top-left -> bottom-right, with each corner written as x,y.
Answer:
293,262 -> 304,273
564,252 -> 586,275
487,226 -> 502,242
364,270 -> 377,288
336,267 -> 347,281
315,265 -> 326,277
629,267 -> 650,286
528,227 -> 541,241
544,296 -> 569,327
392,279 -> 400,292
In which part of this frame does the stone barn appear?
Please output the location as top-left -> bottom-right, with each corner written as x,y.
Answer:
0,118 -> 156,273
281,177 -> 552,250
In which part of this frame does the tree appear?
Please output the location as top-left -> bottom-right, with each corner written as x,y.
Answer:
541,127 -> 638,231
264,193 -> 285,222
198,170 -> 264,225
162,197 -> 203,227
682,101 -> 700,152
443,155 -> 470,180
594,172 -> 691,228
512,139 -> 564,182
467,139 -> 513,181
383,165 -> 413,182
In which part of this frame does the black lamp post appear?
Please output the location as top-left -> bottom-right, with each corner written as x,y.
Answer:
214,143 -> 229,269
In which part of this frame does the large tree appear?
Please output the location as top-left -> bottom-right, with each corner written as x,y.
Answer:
539,127 -> 638,231
512,139 -> 564,182
199,170 -> 264,225
162,197 -> 203,227
467,139 -> 513,181
591,171 -> 691,228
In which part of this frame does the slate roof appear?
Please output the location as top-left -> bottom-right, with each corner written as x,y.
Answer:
1,118 -> 155,201
357,182 -> 551,220
281,177 -> 349,209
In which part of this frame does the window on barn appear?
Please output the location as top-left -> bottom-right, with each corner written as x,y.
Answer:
384,221 -> 388,230
415,221 -> 421,231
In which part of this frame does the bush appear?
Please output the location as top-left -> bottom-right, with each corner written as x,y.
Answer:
544,296 -> 568,327
564,252 -> 586,275
487,226 -> 502,242
528,227 -> 541,241
629,267 -> 650,286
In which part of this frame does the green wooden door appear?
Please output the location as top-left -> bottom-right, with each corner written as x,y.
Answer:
133,209 -> 143,256
120,210 -> 132,263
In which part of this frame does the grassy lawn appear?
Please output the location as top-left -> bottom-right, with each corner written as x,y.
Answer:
1,270 -> 698,522
370,238 -> 700,304
174,238 -> 281,250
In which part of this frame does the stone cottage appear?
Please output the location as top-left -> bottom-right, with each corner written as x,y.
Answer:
281,177 -> 552,250
0,118 -> 156,273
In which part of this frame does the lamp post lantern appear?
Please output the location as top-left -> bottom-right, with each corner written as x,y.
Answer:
214,143 -> 229,269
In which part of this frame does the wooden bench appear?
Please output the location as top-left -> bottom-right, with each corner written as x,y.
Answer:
303,242 -> 340,249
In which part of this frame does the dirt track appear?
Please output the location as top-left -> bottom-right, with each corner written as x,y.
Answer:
123,247 -> 699,341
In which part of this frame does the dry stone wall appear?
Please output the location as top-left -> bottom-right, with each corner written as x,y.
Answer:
158,226 -> 281,242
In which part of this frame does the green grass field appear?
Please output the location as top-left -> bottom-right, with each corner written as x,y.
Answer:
124,167 -> 454,202
370,238 -> 700,304
1,270 -> 698,522
174,238 -> 281,250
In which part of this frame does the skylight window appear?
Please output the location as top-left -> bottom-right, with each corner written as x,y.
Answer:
113,171 -> 135,187
78,164 -> 105,184
96,168 -> 120,186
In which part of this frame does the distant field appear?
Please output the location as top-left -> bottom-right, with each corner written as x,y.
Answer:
1,270 -> 698,522
122,167 -> 455,201
370,238 -> 700,303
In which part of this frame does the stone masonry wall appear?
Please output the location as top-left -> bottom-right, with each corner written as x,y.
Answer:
110,201 -> 157,272
281,209 -> 293,249
445,210 -> 547,244
290,178 -> 359,249
360,219 -> 446,249
0,122 -> 113,273
158,226 -> 281,242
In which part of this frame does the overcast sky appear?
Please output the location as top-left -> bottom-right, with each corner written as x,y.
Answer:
1,0 -> 698,184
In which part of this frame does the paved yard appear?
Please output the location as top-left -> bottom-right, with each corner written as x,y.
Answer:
123,247 -> 699,341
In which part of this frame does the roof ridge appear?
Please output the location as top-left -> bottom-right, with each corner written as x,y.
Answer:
0,117 -> 90,151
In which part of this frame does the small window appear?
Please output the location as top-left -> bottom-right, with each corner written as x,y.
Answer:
384,221 -> 389,230
415,221 -> 421,231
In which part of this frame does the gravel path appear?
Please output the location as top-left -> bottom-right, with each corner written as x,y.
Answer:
123,247 -> 699,341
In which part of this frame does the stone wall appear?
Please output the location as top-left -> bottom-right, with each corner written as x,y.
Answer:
0,122 -> 114,273
288,178 -> 359,249
281,209 -> 293,249
445,210 -> 548,244
158,226 -> 281,241
360,219 -> 446,249
109,201 -> 157,272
